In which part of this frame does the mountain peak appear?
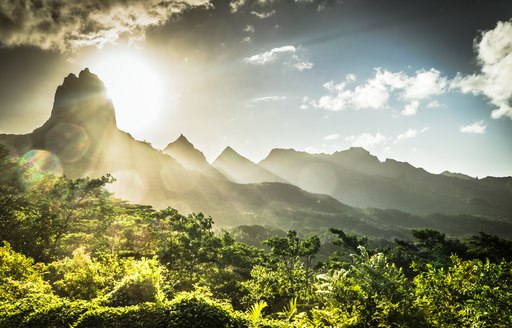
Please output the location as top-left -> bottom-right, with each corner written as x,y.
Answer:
213,146 -> 284,184
49,68 -> 116,128
222,146 -> 237,155
164,134 -> 198,154
162,134 -> 226,179
171,134 -> 194,147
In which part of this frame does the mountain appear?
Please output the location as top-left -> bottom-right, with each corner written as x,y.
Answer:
163,134 -> 226,180
441,171 -> 474,180
212,146 -> 284,184
1,69 -> 511,239
259,148 -> 512,218
0,69 -> 365,233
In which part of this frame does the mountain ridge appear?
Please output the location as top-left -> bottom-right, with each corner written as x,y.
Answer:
1,68 -> 511,239
213,146 -> 285,184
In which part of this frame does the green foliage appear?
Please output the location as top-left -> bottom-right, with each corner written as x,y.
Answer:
104,257 -> 166,307
414,256 -> 512,327
0,146 -> 115,262
316,247 -> 428,327
46,247 -> 110,300
0,242 -> 51,303
76,291 -> 247,328
2,144 -> 512,327
247,300 -> 267,327
277,297 -> 298,322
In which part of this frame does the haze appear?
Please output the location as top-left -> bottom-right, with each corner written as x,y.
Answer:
0,0 -> 511,178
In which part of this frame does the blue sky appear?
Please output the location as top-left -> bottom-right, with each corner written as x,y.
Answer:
0,0 -> 511,177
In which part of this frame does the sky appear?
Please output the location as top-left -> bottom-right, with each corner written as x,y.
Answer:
0,0 -> 511,178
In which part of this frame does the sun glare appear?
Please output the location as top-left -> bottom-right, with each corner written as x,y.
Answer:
89,51 -> 166,136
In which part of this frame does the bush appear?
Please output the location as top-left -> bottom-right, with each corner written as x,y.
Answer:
103,257 -> 165,306
76,291 -> 247,328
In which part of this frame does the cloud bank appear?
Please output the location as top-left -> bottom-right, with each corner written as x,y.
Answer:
451,20 -> 512,119
312,21 -> 512,122
0,0 -> 211,52
313,68 -> 447,113
460,121 -> 486,134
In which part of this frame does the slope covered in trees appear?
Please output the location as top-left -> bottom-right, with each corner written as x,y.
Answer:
1,144 -> 512,327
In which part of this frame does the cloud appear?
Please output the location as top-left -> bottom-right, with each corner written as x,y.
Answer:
230,0 -> 276,18
451,21 -> 512,119
252,96 -> 287,102
244,25 -> 255,33
427,100 -> 441,108
243,45 -> 313,71
460,120 -> 486,134
402,69 -> 448,100
313,68 -> 448,112
244,45 -> 296,64
323,133 -> 339,141
394,126 -> 429,143
345,132 -> 387,149
291,55 -> 314,71
396,128 -> 418,141
0,0 -> 210,52
251,10 -> 276,18
401,100 -> 420,116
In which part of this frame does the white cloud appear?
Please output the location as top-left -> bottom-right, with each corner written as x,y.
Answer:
244,25 -> 255,33
244,45 -> 313,71
323,133 -> 339,141
252,96 -> 288,102
244,45 -> 297,65
251,10 -> 276,18
291,55 -> 314,71
401,100 -> 420,116
460,121 -> 487,134
0,0 -> 211,52
402,69 -> 448,100
451,21 -> 512,119
427,100 -> 441,108
345,132 -> 387,149
396,128 -> 418,141
313,68 -> 448,112
394,126 -> 429,143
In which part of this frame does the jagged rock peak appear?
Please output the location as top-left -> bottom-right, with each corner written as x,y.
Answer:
49,68 -> 116,126
59,68 -> 105,93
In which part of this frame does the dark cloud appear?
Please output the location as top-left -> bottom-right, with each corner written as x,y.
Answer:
0,0 -> 211,52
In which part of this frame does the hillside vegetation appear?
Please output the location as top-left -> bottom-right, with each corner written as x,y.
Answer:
1,144 -> 512,327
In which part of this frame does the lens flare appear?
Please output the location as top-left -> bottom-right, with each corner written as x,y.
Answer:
45,123 -> 90,163
20,149 -> 63,175
20,150 -> 63,186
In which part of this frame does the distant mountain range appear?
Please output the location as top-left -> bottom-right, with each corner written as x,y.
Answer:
1,69 -> 511,239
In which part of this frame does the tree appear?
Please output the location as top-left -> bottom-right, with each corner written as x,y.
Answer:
415,256 -> 512,327
316,247 -> 428,327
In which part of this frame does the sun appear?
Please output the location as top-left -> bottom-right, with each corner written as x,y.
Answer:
88,51 -> 166,136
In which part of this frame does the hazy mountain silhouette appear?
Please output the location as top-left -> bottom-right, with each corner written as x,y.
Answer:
212,146 -> 284,184
1,69 -> 511,238
0,69 -> 362,232
163,134 -> 226,180
258,148 -> 512,217
441,170 -> 474,180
